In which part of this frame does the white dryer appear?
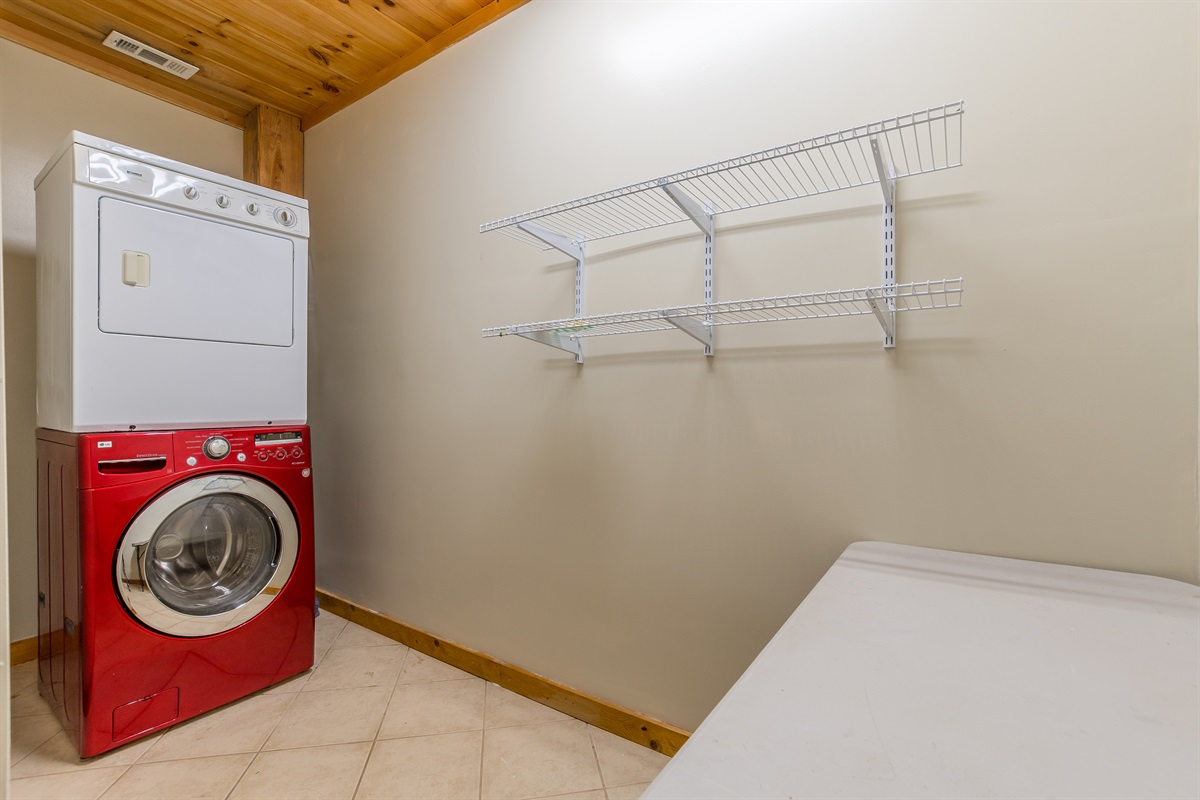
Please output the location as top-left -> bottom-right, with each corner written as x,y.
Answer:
35,131 -> 309,432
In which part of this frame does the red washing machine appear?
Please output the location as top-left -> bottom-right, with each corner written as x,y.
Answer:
37,425 -> 315,758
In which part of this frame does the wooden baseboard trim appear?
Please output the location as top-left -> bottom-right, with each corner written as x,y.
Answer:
10,635 -> 37,665
316,589 -> 690,756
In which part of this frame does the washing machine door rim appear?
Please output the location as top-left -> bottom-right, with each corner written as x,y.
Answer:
115,472 -> 299,637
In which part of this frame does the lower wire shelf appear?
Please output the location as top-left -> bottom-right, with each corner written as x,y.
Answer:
482,278 -> 962,353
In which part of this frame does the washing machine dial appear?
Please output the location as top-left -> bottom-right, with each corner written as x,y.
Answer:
183,186 -> 199,200
274,207 -> 297,227
216,194 -> 231,209
246,202 -> 260,216
203,436 -> 231,460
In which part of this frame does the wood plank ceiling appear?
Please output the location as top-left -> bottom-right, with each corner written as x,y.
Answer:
0,0 -> 528,131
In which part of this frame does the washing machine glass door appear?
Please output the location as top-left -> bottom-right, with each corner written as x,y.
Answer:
115,473 -> 299,637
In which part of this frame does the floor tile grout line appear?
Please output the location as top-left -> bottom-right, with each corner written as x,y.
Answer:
8,755 -> 132,794
137,688 -> 301,767
221,752 -> 260,800
250,685 -> 302,757
483,715 -> 585,732
479,682 -> 490,800
607,780 -> 652,790
350,739 -> 379,800
10,731 -> 148,782
9,718 -> 61,770
586,724 -> 609,789
367,646 -> 413,744
90,762 -> 132,800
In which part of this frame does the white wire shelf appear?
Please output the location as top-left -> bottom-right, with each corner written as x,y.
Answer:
483,279 -> 962,341
482,101 -> 964,249
482,102 -> 966,359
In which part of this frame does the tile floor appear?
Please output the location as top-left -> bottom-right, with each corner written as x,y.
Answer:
8,611 -> 668,799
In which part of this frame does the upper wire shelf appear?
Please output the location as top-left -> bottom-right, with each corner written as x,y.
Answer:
482,101 -> 964,249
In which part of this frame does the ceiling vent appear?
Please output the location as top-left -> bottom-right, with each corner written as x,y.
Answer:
102,31 -> 199,79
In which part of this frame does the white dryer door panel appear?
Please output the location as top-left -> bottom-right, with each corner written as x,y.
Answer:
98,198 -> 294,347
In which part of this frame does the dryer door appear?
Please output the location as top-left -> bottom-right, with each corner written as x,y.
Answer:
115,474 -> 299,637
97,197 -> 295,347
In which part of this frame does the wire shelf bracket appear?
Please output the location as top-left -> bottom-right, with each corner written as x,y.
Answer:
482,101 -> 965,359
514,221 -> 587,363
659,182 -> 715,355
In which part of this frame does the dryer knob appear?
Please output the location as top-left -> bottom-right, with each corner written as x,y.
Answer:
275,207 -> 297,227
216,194 -> 231,209
183,186 -> 199,200
246,202 -> 260,216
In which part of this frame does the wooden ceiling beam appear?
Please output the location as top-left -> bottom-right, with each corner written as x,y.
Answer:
244,105 -> 303,197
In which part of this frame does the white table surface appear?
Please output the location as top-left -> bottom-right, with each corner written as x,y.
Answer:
644,542 -> 1200,799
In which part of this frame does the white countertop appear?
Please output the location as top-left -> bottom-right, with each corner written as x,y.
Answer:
644,542 -> 1200,799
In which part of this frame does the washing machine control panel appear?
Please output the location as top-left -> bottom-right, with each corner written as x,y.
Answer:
176,427 -> 310,470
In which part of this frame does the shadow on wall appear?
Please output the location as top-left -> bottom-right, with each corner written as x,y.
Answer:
4,246 -> 37,642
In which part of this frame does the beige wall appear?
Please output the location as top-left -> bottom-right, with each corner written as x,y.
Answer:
305,0 -> 1199,730
0,41 -> 243,641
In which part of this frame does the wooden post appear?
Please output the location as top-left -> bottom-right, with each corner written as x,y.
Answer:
243,105 -> 303,197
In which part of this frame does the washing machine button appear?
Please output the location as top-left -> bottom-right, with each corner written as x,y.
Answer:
274,448 -> 287,460
257,451 -> 270,462
291,447 -> 303,458
186,456 -> 197,467
203,436 -> 231,460
236,452 -> 247,462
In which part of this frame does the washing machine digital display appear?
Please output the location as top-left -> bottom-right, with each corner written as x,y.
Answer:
254,431 -> 302,444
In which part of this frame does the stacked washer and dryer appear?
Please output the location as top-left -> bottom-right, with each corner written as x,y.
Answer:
34,132 -> 315,758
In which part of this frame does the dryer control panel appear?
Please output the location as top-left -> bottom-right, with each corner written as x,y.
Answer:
79,149 -> 308,237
